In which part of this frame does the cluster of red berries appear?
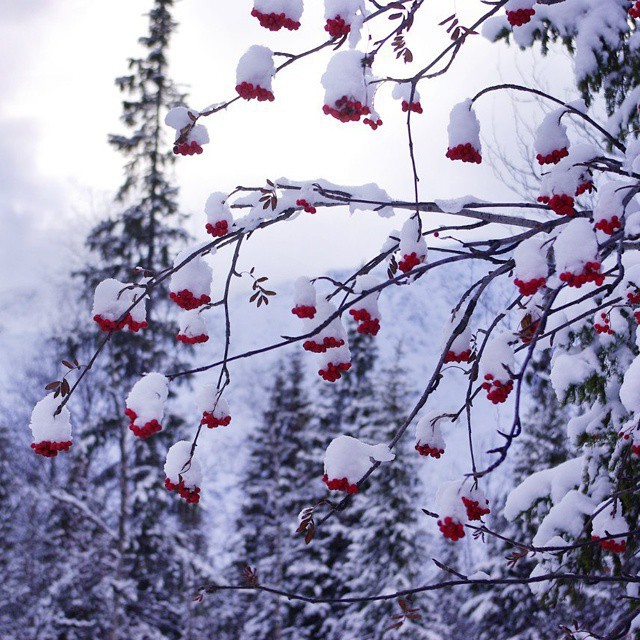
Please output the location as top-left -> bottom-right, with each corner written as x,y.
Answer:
322,473 -> 358,494
31,440 -> 72,458
575,181 -> 594,197
538,193 -> 575,216
292,304 -> 316,319
125,408 -> 162,440
323,96 -> 371,123
438,516 -> 465,541
303,336 -> 345,353
349,308 -> 380,336
165,478 -> 201,504
536,147 -> 568,165
206,220 -> 229,237
94,314 -> 147,333
627,289 -> 640,305
462,496 -> 490,521
630,1 -> 640,18
514,277 -> 546,297
250,8 -> 300,31
201,411 -> 231,428
296,199 -> 317,214
444,349 -> 471,364
592,536 -> 626,554
506,8 -> 535,26
398,252 -> 423,273
595,215 -> 622,236
325,15 -> 350,39
236,81 -> 275,102
173,141 -> 203,156
401,100 -> 423,114
446,143 -> 482,164
482,374 -> 514,404
594,312 -> 614,335
176,332 -> 209,345
559,262 -> 604,288
319,361 -> 351,382
170,290 -> 211,310
415,442 -> 444,458
363,116 -> 383,130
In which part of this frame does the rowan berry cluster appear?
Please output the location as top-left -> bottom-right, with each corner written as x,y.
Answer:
201,411 -> 231,428
176,332 -> 209,345
165,478 -> 201,504
629,1 -> 640,18
401,100 -> 423,114
514,277 -> 546,297
291,305 -> 316,319
31,440 -> 72,458
205,220 -> 229,237
444,349 -> 471,364
250,8 -> 300,31
325,15 -> 350,38
170,290 -> 211,310
93,313 -> 147,333
482,374 -> 514,404
323,96 -> 371,123
559,262 -> 604,288
349,308 -> 380,336
462,496 -> 490,521
594,313 -> 614,335
363,116 -> 383,130
296,198 -> 316,213
303,336 -> 345,353
506,8 -> 535,26
322,473 -> 358,494
538,194 -> 575,216
437,516 -> 465,541
592,536 -> 626,553
536,147 -> 568,165
415,442 -> 445,458
446,143 -> 482,164
398,252 -> 423,273
595,215 -> 622,235
125,408 -> 162,440
319,361 -> 351,382
575,181 -> 594,197
173,141 -> 203,156
236,81 -> 275,102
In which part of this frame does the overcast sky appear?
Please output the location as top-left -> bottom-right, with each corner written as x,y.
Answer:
0,0 -> 567,305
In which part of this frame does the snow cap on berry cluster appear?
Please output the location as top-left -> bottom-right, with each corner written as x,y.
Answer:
254,0 -> 303,21
126,373 -> 169,427
593,180 -> 626,235
169,248 -> 213,305
324,435 -> 394,491
236,45 -> 275,93
92,279 -> 146,330
591,502 -> 628,550
436,480 -> 468,523
30,394 -> 72,446
164,440 -> 202,490
513,236 -> 548,293
535,109 -> 570,164
325,0 -> 367,45
554,218 -> 599,278
446,99 -> 481,158
205,192 -> 233,236
321,50 -> 374,111
294,277 -> 316,308
398,217 -> 427,267
165,107 -> 209,147
195,382 -> 228,417
415,411 -> 449,458
479,332 -> 515,385
177,309 -> 208,343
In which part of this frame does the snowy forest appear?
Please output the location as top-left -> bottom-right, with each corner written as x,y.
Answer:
4,0 -> 640,638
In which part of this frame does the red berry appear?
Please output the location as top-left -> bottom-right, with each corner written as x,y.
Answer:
325,15 -> 350,39
446,143 -> 482,164
506,7 -> 535,26
322,473 -> 358,493
437,516 -> 465,541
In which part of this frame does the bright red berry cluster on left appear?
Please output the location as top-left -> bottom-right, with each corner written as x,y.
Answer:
296,199 -> 317,213
482,374 -> 513,404
236,81 -> 275,102
538,194 -> 575,217
559,262 -> 604,288
94,314 -> 147,333
251,8 -> 300,30
595,216 -> 622,236
322,473 -> 358,494
173,141 -> 203,156
629,1 -> 640,18
170,290 -> 211,310
506,8 -> 535,26
462,496 -> 490,521
438,517 -> 465,541
401,100 -> 423,114
536,147 -> 568,165
165,478 -> 201,504
304,336 -> 345,353
325,15 -> 350,39
415,442 -> 444,458
319,361 -> 351,382
398,252 -> 423,273
176,333 -> 209,345
31,440 -> 72,458
206,220 -> 229,237
514,277 -> 546,296
446,143 -> 482,164
349,308 -> 380,336
292,305 -> 316,319
125,408 -> 162,440
592,536 -> 626,553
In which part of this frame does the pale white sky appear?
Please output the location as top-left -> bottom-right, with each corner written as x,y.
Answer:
0,1 -> 566,298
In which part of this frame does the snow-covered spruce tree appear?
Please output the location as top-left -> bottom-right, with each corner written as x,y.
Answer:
234,352 -> 334,640
36,0 -> 640,633
340,350 -> 441,640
